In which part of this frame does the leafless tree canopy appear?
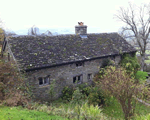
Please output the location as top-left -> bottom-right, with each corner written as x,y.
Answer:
115,3 -> 150,71
28,25 -> 39,35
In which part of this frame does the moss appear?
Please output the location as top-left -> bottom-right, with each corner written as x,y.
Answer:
27,66 -> 30,69
63,48 -> 66,52
34,53 -> 37,56
48,45 -> 52,49
50,53 -> 54,57
38,42 -> 42,45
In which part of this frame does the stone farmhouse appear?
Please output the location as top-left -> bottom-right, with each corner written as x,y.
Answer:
1,23 -> 137,101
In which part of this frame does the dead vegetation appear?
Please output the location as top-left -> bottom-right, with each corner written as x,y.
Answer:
0,58 -> 33,107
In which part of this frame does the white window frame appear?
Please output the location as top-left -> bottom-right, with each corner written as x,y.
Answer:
87,73 -> 92,81
73,74 -> 83,84
38,76 -> 50,86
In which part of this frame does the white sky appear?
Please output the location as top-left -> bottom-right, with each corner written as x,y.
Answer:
0,0 -> 150,34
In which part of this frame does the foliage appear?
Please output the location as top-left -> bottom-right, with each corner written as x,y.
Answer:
102,96 -> 150,120
119,53 -> 140,77
94,65 -> 150,120
0,105 -> 66,120
81,85 -> 91,97
135,114 -> 150,120
71,87 -> 85,120
0,59 -> 33,107
87,86 -> 106,107
135,71 -> 148,84
101,58 -> 115,68
47,79 -> 56,101
61,86 -> 75,102
80,102 -> 108,119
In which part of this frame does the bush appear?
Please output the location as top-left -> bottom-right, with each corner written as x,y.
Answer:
135,71 -> 148,84
101,58 -> 115,68
80,102 -> 108,119
76,83 -> 91,97
87,87 -> 106,107
135,113 -> 150,120
94,66 -> 146,120
0,59 -> 32,107
61,86 -> 74,102
119,53 -> 140,76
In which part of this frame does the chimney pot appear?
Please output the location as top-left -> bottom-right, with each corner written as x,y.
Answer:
75,22 -> 87,35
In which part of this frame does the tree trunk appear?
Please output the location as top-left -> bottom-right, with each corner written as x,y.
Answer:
140,53 -> 145,71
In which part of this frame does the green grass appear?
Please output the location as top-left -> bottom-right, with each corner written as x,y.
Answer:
102,97 -> 150,120
102,98 -> 124,120
145,60 -> 150,64
135,49 -> 150,55
0,105 -> 67,120
146,50 -> 150,54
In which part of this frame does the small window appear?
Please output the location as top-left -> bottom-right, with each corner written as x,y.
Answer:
39,77 -> 43,85
76,62 -> 83,67
73,75 -> 82,84
78,76 -> 80,81
73,77 -> 76,83
39,76 -> 50,86
87,74 -> 92,80
44,77 -> 49,84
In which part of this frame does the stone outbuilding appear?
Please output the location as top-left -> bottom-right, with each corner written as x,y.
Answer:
1,23 -> 137,101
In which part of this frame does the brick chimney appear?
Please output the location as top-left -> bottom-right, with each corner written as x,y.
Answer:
75,22 -> 87,35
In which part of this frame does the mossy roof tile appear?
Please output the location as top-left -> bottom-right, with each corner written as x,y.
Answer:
8,33 -> 136,70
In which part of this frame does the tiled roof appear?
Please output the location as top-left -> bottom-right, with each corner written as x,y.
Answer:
7,32 -> 136,71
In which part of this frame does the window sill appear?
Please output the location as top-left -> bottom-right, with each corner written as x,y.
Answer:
39,84 -> 50,88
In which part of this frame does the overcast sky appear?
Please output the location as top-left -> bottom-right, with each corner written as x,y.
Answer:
0,0 -> 150,34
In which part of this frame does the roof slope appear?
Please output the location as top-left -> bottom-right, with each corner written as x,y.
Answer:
7,32 -> 136,70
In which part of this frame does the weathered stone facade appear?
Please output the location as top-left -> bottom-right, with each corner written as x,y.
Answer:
25,55 -> 121,101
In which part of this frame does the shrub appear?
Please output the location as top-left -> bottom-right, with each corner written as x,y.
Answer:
0,59 -> 32,107
61,86 -> 74,102
77,83 -> 91,97
94,65 -> 150,120
87,87 -> 105,107
80,102 -> 107,119
119,53 -> 140,77
101,58 -> 115,68
81,86 -> 91,97
135,71 -> 148,84
135,113 -> 150,120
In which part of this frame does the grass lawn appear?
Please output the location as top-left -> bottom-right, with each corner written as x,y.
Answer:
0,105 -> 67,120
146,50 -> 150,54
145,60 -> 150,64
135,49 -> 150,56
102,97 -> 150,120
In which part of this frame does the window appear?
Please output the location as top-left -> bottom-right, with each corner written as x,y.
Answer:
87,74 -> 92,81
39,77 -> 43,85
73,75 -> 83,84
76,62 -> 83,67
38,76 -> 50,86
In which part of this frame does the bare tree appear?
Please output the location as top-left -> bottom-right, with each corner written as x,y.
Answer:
94,66 -> 150,120
41,30 -> 53,36
115,3 -> 150,71
28,25 -> 39,35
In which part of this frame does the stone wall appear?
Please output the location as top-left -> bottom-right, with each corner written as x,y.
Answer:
26,55 -> 121,102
